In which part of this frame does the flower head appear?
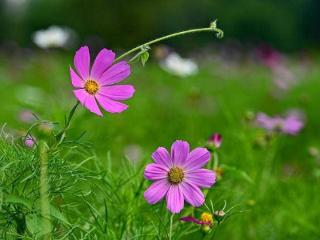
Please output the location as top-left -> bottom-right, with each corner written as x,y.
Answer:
144,140 -> 216,213
70,46 -> 135,116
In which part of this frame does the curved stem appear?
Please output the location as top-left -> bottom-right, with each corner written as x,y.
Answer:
115,22 -> 223,62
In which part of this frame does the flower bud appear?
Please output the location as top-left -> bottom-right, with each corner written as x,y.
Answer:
24,135 -> 35,148
200,212 -> 214,232
213,210 -> 225,223
208,133 -> 222,149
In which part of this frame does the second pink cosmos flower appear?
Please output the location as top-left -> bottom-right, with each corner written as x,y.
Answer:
70,46 -> 135,116
144,140 -> 216,213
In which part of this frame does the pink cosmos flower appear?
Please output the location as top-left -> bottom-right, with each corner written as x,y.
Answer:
70,46 -> 135,116
144,140 -> 216,213
256,112 -> 304,135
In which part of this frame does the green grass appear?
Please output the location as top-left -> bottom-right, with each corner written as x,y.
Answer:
0,51 -> 320,239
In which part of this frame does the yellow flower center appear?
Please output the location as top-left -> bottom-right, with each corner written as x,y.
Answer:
168,167 -> 184,184
84,80 -> 99,95
200,212 -> 213,224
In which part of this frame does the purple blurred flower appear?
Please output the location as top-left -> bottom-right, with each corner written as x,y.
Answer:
256,112 -> 304,135
144,140 -> 216,213
208,133 -> 222,148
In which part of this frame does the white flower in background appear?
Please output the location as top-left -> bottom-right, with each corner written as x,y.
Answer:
32,26 -> 72,49
161,53 -> 198,77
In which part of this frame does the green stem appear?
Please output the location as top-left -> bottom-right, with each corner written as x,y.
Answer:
39,140 -> 51,240
115,21 -> 223,62
55,101 -> 80,144
169,214 -> 174,240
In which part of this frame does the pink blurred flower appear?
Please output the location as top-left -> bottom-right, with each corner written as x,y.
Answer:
256,45 -> 282,69
24,135 -> 35,148
256,45 -> 296,92
256,112 -> 304,135
70,46 -> 135,116
208,133 -> 222,148
144,140 -> 216,213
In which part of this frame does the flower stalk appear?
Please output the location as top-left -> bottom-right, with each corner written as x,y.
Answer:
39,140 -> 52,240
169,213 -> 174,240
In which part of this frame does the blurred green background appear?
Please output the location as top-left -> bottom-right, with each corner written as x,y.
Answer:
0,0 -> 319,51
0,0 -> 320,239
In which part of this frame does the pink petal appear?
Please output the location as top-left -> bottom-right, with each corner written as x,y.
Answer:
180,216 -> 203,225
184,147 -> 210,171
99,85 -> 135,101
73,89 -> 88,105
166,185 -> 184,213
85,95 -> 102,116
180,182 -> 204,207
171,140 -> 189,166
144,163 -> 169,180
95,94 -> 128,113
70,67 -> 84,88
186,169 -> 216,188
74,46 -> 90,80
91,49 -> 115,80
144,179 -> 170,204
152,147 -> 172,168
99,61 -> 131,86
